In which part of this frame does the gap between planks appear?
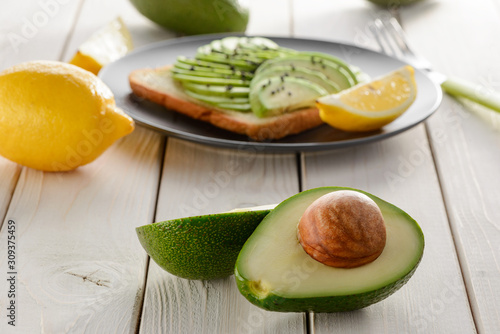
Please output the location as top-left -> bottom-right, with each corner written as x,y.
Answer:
288,0 -> 311,332
422,117 -> 479,333
0,165 -> 22,229
398,14 -> 479,333
134,136 -> 168,334
57,0 -> 87,62
0,0 -> 87,230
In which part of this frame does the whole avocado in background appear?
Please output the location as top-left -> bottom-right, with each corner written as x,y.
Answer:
129,0 -> 249,35
367,0 -> 424,6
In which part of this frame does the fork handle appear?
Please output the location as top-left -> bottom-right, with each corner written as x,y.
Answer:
441,77 -> 500,113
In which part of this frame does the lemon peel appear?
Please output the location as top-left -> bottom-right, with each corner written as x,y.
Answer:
317,65 -> 417,132
0,60 -> 134,172
69,17 -> 133,75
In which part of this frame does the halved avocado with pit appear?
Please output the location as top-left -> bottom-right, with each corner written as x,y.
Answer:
234,187 -> 424,312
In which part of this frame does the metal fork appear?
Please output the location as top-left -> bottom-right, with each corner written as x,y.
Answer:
370,17 -> 500,113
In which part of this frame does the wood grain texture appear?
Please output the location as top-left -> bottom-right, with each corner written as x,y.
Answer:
302,127 -> 475,334
61,0 -> 177,62
247,0 -> 292,37
0,127 -> 163,334
293,0 -> 382,48
138,2 -> 308,332
0,0 -> 82,245
0,0 -> 82,69
0,0 -> 166,332
293,0 -> 476,332
0,158 -> 21,224
139,139 -> 304,334
401,0 -> 500,332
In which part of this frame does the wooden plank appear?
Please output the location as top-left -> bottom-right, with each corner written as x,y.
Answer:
0,126 -> 163,333
0,159 -> 21,224
401,0 -> 500,332
0,0 -> 82,233
292,0 -> 476,332
61,0 -> 177,61
302,127 -> 475,333
0,0 -> 81,69
0,0 -> 166,332
292,0 -> 381,48
140,139 -> 305,334
138,1 -> 307,332
247,0 -> 292,37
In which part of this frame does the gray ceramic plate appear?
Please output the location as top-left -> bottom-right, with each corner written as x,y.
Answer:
100,34 -> 442,152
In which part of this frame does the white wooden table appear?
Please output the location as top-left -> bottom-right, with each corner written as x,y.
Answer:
1,0 -> 499,333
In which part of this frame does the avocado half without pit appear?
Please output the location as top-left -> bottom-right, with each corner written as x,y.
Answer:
234,187 -> 424,313
135,205 -> 275,280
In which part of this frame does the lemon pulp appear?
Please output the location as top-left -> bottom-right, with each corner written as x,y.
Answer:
317,65 -> 417,132
69,17 -> 133,75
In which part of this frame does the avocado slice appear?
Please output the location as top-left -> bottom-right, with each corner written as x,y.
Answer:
203,37 -> 282,55
251,65 -> 340,94
172,73 -> 251,86
235,187 -> 424,312
171,37 -> 368,118
172,67 -> 249,80
184,90 -> 249,104
297,51 -> 359,85
181,82 -> 250,97
195,53 -> 260,71
256,55 -> 354,90
136,205 -> 275,280
174,62 -> 254,79
177,56 -> 238,71
250,76 -> 328,117
184,90 -> 251,111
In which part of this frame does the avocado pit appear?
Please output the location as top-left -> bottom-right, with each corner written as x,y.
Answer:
297,190 -> 386,268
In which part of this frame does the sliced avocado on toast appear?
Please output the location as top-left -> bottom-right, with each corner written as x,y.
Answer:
170,37 -> 366,118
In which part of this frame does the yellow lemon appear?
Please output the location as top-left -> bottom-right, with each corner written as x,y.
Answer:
0,60 -> 135,172
317,65 -> 417,132
69,17 -> 133,75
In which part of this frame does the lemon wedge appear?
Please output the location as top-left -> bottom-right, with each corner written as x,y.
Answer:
317,65 -> 417,132
69,17 -> 133,75
0,61 -> 135,172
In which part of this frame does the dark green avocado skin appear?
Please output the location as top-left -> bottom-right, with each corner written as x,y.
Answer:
136,210 -> 270,280
129,0 -> 249,35
235,254 -> 423,312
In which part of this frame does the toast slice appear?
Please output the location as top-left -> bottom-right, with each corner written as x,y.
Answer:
129,65 -> 324,140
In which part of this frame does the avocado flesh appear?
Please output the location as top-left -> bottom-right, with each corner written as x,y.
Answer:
295,51 -> 359,85
182,82 -> 250,97
235,187 -> 424,312
172,67 -> 250,80
195,54 -> 259,71
174,62 -> 254,78
172,73 -> 251,86
250,76 -> 328,117
251,65 -> 340,94
185,89 -> 251,111
256,55 -> 354,90
177,56 -> 240,70
171,37 -> 364,117
204,37 -> 283,56
136,207 -> 273,280
184,90 -> 249,105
